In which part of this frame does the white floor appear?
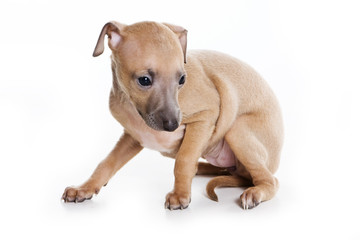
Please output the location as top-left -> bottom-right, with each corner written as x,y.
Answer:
1,1 -> 359,239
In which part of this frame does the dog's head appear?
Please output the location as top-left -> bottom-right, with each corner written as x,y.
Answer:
93,21 -> 187,132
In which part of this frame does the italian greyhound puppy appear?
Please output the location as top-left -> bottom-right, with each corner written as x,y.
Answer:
62,21 -> 284,210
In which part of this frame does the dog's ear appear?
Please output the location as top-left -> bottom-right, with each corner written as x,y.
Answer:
163,23 -> 188,63
93,21 -> 125,57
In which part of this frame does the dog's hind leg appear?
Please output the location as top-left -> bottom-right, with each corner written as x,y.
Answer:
225,115 -> 279,209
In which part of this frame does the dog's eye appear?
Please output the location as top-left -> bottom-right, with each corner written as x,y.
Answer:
179,75 -> 186,85
137,76 -> 152,87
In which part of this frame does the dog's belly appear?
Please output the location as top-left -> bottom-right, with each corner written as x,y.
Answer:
203,139 -> 236,168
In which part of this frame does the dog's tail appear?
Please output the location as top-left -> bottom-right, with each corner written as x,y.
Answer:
206,176 -> 252,202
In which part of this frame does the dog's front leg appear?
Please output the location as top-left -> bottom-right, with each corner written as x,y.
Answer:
62,132 -> 142,203
165,122 -> 213,210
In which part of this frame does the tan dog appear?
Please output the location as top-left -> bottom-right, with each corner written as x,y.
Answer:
62,21 -> 284,210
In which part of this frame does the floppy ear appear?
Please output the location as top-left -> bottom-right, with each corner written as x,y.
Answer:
163,23 -> 188,63
93,21 -> 125,57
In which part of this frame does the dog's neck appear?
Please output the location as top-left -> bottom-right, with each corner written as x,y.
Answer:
110,59 -> 128,98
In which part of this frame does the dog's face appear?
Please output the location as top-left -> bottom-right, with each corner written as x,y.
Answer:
93,21 -> 187,132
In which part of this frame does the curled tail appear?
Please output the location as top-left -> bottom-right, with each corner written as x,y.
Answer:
206,176 -> 252,202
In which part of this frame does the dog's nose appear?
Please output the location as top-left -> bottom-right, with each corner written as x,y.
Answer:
163,119 -> 179,132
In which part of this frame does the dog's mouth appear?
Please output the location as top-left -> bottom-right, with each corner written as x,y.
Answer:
137,109 -> 144,118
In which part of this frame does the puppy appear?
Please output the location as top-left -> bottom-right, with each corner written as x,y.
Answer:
62,21 -> 284,210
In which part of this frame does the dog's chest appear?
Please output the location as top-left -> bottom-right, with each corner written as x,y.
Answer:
132,124 -> 185,153
119,102 -> 185,154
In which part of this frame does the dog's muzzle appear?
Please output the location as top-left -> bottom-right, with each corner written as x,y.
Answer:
142,111 -> 181,132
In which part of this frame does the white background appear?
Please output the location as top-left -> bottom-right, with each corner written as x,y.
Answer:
0,0 -> 359,239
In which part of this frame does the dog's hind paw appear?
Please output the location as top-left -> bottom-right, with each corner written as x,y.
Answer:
62,185 -> 100,203
164,191 -> 191,210
239,187 -> 263,210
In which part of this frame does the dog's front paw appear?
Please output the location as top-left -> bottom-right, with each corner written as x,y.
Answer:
165,191 -> 191,210
62,185 -> 100,203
